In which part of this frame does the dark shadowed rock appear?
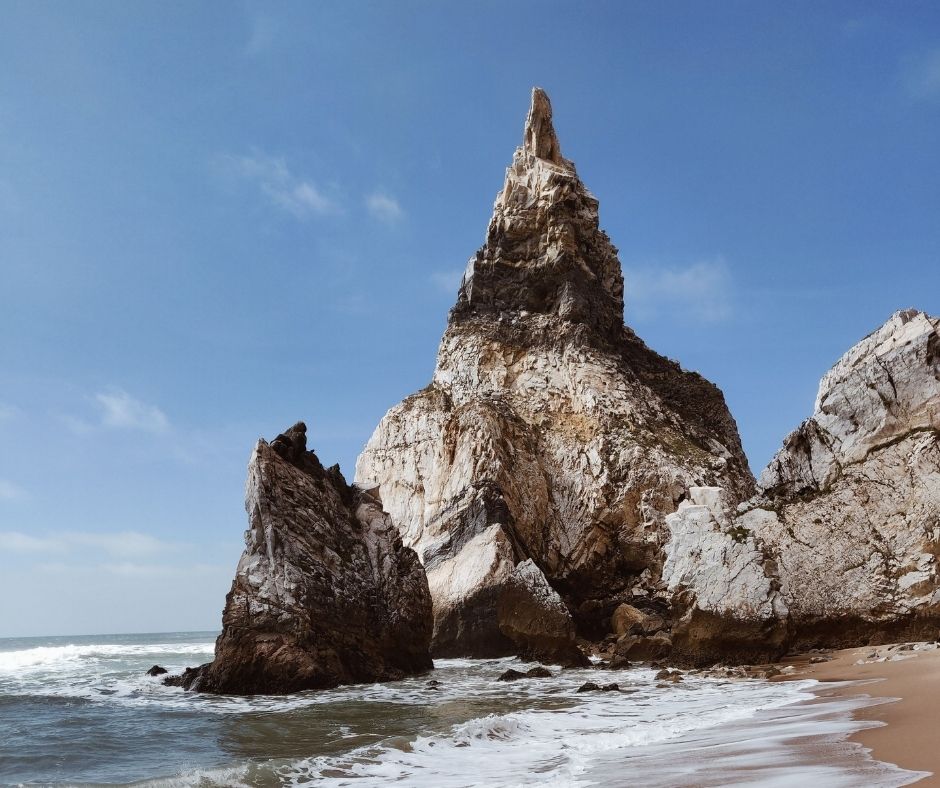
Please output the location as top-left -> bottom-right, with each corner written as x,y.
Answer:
497,669 -> 527,682
655,669 -> 682,682
612,633 -> 673,663
145,665 -> 168,677
577,682 -> 600,693
175,422 -> 433,695
497,560 -> 588,667
525,666 -> 553,678
608,655 -> 632,670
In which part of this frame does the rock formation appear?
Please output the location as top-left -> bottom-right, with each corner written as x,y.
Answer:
356,88 -> 754,663
664,309 -> 940,662
173,422 -> 433,694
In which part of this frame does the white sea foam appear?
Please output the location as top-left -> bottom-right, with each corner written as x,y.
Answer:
0,637 -> 928,787
270,671 -> 830,787
143,668 -> 923,788
0,642 -> 215,672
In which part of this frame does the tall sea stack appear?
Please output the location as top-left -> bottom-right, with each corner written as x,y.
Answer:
356,88 -> 755,662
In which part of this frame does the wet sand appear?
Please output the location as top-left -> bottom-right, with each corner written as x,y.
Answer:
780,642 -> 940,785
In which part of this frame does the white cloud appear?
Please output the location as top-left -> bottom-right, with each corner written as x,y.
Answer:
95,389 -> 169,433
0,529 -> 179,558
430,268 -> 464,294
220,152 -> 336,219
67,531 -> 177,559
0,531 -> 57,552
366,191 -> 404,224
904,48 -> 940,101
0,480 -> 25,501
625,258 -> 733,323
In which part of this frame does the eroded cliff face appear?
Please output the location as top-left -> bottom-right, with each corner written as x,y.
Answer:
664,310 -> 940,662
175,423 -> 433,694
356,88 -> 754,662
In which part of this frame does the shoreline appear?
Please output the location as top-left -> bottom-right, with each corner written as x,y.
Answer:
777,641 -> 940,785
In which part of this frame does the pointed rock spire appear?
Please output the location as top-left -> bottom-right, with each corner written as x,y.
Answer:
523,87 -> 564,164
452,87 -> 624,338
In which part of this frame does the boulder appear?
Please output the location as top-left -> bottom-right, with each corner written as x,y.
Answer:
610,603 -> 666,637
145,665 -> 167,676
612,633 -> 672,663
610,604 -> 647,637
171,422 -> 433,694
497,559 -> 588,666
525,666 -> 553,678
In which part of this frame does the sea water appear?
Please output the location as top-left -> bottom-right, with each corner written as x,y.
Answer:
0,632 -> 925,787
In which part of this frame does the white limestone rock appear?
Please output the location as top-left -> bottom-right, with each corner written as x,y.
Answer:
662,488 -> 787,622
665,311 -> 940,654
356,89 -> 754,659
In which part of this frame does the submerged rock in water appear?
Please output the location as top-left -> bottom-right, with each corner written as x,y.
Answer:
664,310 -> 940,661
525,666 -> 553,678
356,87 -> 753,662
174,422 -> 433,694
145,665 -> 167,676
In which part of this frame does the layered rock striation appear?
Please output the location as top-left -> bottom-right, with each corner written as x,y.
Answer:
356,88 -> 754,663
664,310 -> 940,661
173,422 -> 433,694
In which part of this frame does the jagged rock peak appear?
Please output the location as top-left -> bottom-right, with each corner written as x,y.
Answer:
169,423 -> 433,694
523,87 -> 566,165
452,87 -> 625,337
760,308 -> 940,498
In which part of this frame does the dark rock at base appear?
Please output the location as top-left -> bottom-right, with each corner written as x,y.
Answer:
600,683 -> 620,692
655,669 -> 682,682
164,665 -> 207,689
669,608 -> 788,667
146,665 -> 168,676
610,604 -> 668,638
497,560 -> 590,668
182,423 -> 433,695
525,666 -> 553,678
607,655 -> 632,670
498,666 -> 553,681
613,633 -> 672,663
577,682 -> 600,693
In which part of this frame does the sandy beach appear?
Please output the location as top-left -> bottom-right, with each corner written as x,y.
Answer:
780,642 -> 940,785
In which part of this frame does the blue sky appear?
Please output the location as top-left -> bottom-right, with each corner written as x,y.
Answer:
1,1 -> 938,637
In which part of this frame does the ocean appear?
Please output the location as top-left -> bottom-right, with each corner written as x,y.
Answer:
0,632 -> 924,787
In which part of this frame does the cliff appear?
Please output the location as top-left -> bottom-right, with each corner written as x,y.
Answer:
664,310 -> 940,662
